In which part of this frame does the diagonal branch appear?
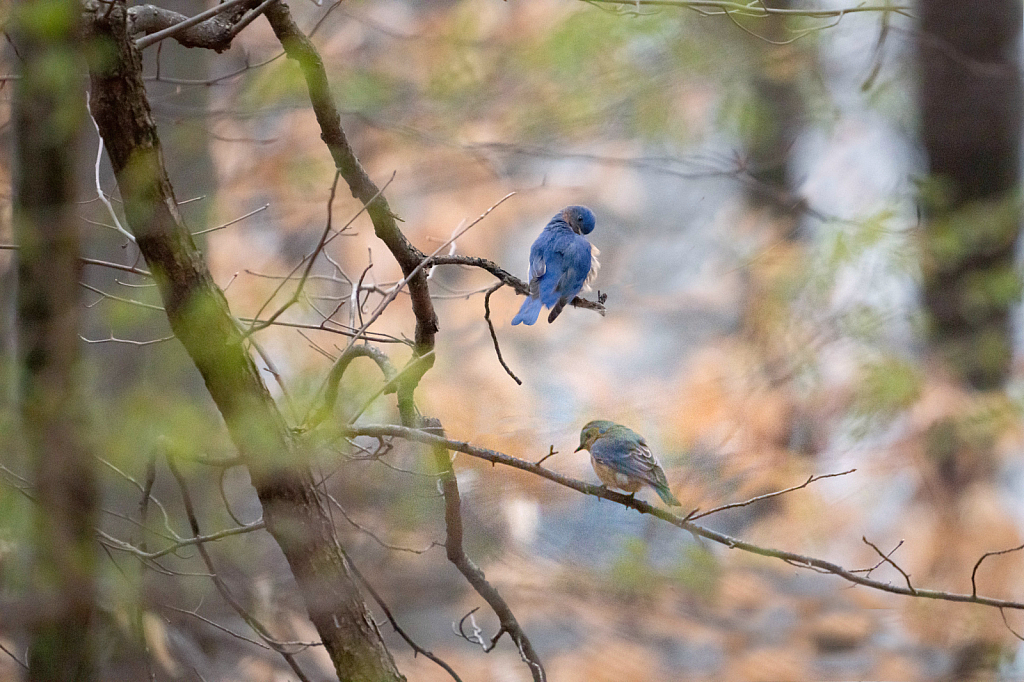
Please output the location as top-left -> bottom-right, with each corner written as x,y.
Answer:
350,423 -> 1024,612
265,3 -> 438,356
346,559 -> 464,682
862,536 -> 915,594
483,283 -> 521,385
166,457 -> 317,681
265,6 -> 544,680
85,4 -> 405,680
422,420 -> 545,682
688,469 -> 856,520
131,0 -> 268,51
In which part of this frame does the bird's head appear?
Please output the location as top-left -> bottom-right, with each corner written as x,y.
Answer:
561,205 -> 596,235
575,419 -> 617,452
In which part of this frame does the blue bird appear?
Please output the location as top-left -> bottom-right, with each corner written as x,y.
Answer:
511,205 -> 600,325
575,420 -> 682,506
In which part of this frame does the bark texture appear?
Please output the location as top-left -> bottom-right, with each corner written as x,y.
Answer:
86,5 -> 404,680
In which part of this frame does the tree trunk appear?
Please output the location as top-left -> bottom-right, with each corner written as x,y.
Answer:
918,0 -> 1023,389
13,0 -> 97,679
85,4 -> 404,680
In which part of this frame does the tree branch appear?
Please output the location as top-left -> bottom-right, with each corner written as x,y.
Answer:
130,0 -> 268,52
265,2 -> 438,355
422,420 -> 545,682
85,4 -> 404,680
349,423 -> 1024,612
429,255 -> 606,316
264,6 -> 545,680
581,0 -> 912,18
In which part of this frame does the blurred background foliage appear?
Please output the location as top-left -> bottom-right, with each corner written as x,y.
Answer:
2,0 -> 1024,680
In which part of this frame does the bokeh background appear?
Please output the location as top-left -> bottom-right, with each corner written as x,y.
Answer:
3,0 -> 1024,680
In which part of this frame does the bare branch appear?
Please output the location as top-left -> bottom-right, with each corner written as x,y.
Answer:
98,519 -> 267,561
266,1 -> 440,354
535,446 -> 558,467
86,93 -> 135,243
345,351 -> 436,426
245,171 -> 393,336
851,539 -> 904,579
423,419 -> 545,682
347,560 -> 464,682
166,457 -> 316,681
336,193 -> 517,362
1001,608 -> 1024,642
80,332 -> 175,346
0,642 -> 28,671
163,604 -> 271,650
192,203 -> 269,237
325,491 -> 440,555
972,542 -> 1024,598
688,469 -> 856,520
304,344 -> 398,429
483,283 -> 522,385
581,0 -> 912,18
428,254 -> 606,316
132,0 -> 267,51
348,423 -> 1024,612
862,536 -> 915,594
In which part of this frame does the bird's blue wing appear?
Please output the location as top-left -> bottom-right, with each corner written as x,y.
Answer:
590,435 -> 661,484
553,236 -> 592,300
536,232 -> 591,307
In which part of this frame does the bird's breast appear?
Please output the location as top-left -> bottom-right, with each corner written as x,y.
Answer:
591,456 -> 643,493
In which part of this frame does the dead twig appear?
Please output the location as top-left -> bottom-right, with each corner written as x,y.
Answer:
972,542 -> 1024,598
483,283 -> 521,385
688,469 -> 856,520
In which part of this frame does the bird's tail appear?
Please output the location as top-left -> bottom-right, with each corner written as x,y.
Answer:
511,296 -> 542,326
655,484 -> 682,506
547,298 -> 568,323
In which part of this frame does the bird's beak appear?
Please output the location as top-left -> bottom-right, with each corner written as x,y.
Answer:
574,444 -> 585,452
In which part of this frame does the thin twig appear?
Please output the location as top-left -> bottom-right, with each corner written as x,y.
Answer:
346,560 -> 464,682
98,520 -> 266,561
0,642 -> 27,670
245,171 -> 393,336
345,350 -> 436,426
483,283 -> 521,385
535,446 -> 558,467
80,333 -> 175,346
581,0 -> 912,18
1001,608 -> 1024,642
851,539 -> 904,579
165,457 -> 316,680
971,542 -> 1024,598
347,423 -> 1024,613
324,492 -> 440,555
86,92 -> 136,243
192,203 -> 269,236
163,604 -> 270,650
688,469 -> 856,520
862,536 -> 915,594
335,193 -> 517,362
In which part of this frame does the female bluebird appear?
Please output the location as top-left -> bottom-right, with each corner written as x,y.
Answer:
511,205 -> 600,325
575,420 -> 681,506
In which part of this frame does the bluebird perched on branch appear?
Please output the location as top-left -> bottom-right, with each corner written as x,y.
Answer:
575,420 -> 681,506
511,205 -> 600,325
